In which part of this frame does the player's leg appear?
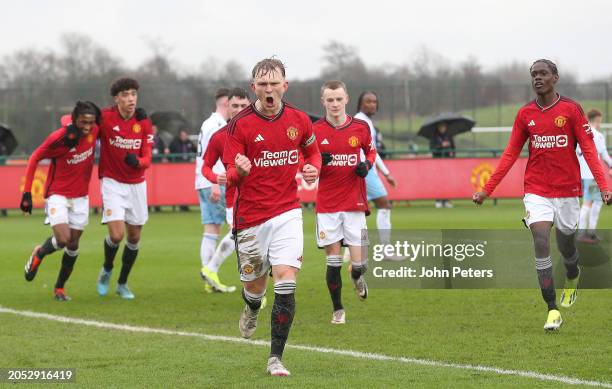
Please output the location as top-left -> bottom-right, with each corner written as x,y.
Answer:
198,188 -> 222,273
586,180 -> 603,241
54,196 -> 88,301
113,223 -> 141,299
366,169 -> 392,245
266,209 -> 303,376
25,195 -> 70,281
98,178 -> 127,296
115,181 -> 149,299
524,194 -> 561,330
267,264 -> 298,376
317,212 -> 344,322
555,198 -> 581,308
201,190 -> 234,292
236,223 -> 270,339
54,228 -> 83,301
203,226 -> 236,293
344,212 -> 369,301
588,200 -> 603,240
325,242 -> 344,323
578,179 -> 594,242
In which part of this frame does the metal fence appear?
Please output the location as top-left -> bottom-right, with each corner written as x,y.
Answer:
1,80 -> 610,154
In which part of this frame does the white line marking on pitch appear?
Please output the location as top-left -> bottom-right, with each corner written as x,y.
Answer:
1,306 -> 611,388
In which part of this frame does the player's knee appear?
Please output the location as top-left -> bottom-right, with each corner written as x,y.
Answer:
109,231 -> 124,244
66,240 -> 79,251
55,234 -> 69,248
274,279 -> 296,295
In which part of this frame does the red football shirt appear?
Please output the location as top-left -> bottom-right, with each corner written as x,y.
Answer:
484,95 -> 608,197
223,102 -> 322,229
314,116 -> 377,213
98,106 -> 153,184
202,126 -> 236,208
23,126 -> 99,198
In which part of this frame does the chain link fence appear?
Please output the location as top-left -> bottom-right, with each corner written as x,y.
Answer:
1,81 -> 610,155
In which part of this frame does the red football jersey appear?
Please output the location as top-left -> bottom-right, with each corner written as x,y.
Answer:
23,126 -> 99,198
202,126 -> 236,208
98,106 -> 153,184
314,116 -> 377,213
223,103 -> 321,229
484,96 -> 608,197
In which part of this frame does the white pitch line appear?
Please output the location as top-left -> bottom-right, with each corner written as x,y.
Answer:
1,306 -> 611,388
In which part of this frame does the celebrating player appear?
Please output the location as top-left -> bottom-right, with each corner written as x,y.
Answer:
314,80 -> 377,324
195,88 -> 230,292
473,60 -> 611,330
21,101 -> 101,301
200,87 -> 251,292
576,109 -> 612,243
96,77 -> 154,300
223,58 -> 321,376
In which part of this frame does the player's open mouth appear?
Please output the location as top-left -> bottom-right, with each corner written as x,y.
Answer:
534,82 -> 543,88
266,97 -> 274,105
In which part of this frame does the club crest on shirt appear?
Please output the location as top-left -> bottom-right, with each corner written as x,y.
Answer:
286,127 -> 299,140
105,209 -> 112,217
554,116 -> 567,128
132,123 -> 142,133
348,136 -> 359,147
50,208 -> 56,215
319,231 -> 326,239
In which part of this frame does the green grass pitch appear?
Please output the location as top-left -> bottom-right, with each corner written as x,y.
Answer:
1,200 -> 611,388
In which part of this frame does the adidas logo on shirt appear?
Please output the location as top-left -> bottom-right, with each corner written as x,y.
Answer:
528,120 -> 536,127
254,134 -> 264,142
69,147 -> 77,152
112,125 -> 120,132
321,139 -> 330,145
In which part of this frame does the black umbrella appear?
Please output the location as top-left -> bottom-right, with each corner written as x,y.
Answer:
0,123 -> 18,155
418,113 -> 475,140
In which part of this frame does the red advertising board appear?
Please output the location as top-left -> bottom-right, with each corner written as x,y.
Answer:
1,158 -> 609,209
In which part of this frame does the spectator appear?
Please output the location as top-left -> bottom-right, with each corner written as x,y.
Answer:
152,124 -> 170,160
430,122 -> 455,208
169,129 -> 197,162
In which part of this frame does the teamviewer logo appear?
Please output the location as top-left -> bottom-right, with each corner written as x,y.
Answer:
531,134 -> 568,149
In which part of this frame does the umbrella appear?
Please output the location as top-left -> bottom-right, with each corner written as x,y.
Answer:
417,113 -> 475,140
0,123 -> 18,156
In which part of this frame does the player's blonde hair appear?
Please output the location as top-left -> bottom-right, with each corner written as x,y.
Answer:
251,57 -> 286,80
320,80 -> 348,96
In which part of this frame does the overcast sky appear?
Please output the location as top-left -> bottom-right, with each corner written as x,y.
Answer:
3,0 -> 610,81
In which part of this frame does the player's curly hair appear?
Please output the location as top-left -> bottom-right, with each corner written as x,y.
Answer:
251,57 -> 286,80
110,77 -> 140,96
530,59 -> 558,76
356,90 -> 379,113
71,101 -> 102,125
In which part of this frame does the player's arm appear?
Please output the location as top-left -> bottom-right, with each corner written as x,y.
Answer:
124,120 -> 153,169
138,120 -> 154,168
597,133 -> 612,169
223,124 -> 248,186
574,108 -> 609,197
356,130 -> 377,178
474,114 -> 528,204
21,132 -> 64,213
202,134 -> 227,184
300,121 -> 321,184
